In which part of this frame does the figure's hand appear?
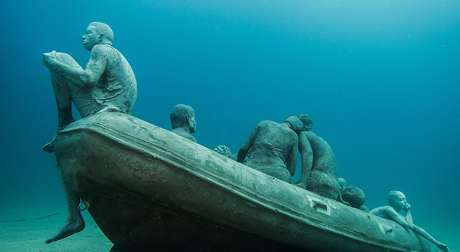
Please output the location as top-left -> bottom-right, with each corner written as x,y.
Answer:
436,242 -> 449,252
42,51 -> 58,69
404,203 -> 411,210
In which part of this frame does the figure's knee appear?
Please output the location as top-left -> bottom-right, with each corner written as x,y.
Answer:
55,52 -> 80,67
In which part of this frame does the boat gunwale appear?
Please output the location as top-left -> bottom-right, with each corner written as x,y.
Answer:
59,114 -> 421,252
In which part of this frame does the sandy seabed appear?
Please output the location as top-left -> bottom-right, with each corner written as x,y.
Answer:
0,204 -> 111,252
1,202 -> 458,252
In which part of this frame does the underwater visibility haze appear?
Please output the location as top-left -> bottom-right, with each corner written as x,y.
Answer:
0,0 -> 459,251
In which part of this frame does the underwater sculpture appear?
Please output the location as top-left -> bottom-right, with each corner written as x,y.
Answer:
337,177 -> 347,191
370,191 -> 448,251
337,177 -> 368,210
296,114 -> 341,200
50,112 -> 446,251
38,23 -> 448,252
237,116 -> 302,182
341,186 -> 368,211
214,144 -> 234,159
42,22 -> 137,244
170,104 -> 196,142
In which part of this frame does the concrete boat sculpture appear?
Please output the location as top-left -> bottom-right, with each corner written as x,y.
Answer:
54,112 -> 442,252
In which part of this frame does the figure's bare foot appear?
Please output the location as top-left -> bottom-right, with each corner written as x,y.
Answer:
46,214 -> 85,244
42,137 -> 56,153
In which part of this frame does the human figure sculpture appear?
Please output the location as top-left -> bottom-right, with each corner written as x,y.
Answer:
337,177 -> 347,191
42,22 -> 137,244
237,116 -> 302,182
296,114 -> 341,200
170,104 -> 197,142
341,186 -> 368,211
43,22 -> 137,151
336,177 -> 368,211
370,191 -> 448,251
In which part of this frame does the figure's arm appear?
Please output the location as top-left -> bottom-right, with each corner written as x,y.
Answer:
406,208 -> 414,225
237,125 -> 259,162
44,45 -> 108,88
412,225 -> 448,250
402,207 -> 447,249
286,136 -> 298,176
297,131 -> 313,187
385,207 -> 414,230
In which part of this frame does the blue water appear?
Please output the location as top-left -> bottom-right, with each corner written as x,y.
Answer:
1,0 -> 459,250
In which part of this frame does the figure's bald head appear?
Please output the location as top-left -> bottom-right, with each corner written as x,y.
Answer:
89,22 -> 114,43
388,191 -> 405,203
337,177 -> 347,190
387,190 -> 409,211
170,104 -> 196,132
297,114 -> 313,131
284,115 -> 303,132
342,186 -> 365,209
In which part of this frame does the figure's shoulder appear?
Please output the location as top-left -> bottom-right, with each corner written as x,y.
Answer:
370,206 -> 393,216
91,44 -> 113,55
257,120 -> 272,128
305,131 -> 327,143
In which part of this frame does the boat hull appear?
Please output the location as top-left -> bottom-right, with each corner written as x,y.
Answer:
54,112 -> 441,252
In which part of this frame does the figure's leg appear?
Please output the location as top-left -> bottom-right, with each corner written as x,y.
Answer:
46,157 -> 85,244
43,53 -> 83,153
42,72 -> 74,153
51,72 -> 75,129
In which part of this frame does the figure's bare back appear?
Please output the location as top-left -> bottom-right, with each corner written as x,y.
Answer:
91,44 -> 137,114
305,131 -> 336,174
248,121 -> 297,163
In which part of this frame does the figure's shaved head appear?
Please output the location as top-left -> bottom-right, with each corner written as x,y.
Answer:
284,115 -> 303,132
342,186 -> 365,208
89,22 -> 114,43
387,191 -> 405,206
170,104 -> 195,129
297,114 -> 313,131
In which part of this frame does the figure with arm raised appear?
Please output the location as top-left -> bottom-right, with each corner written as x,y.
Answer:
42,22 -> 137,243
371,191 -> 448,251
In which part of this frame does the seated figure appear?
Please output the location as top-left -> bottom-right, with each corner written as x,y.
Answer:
370,191 -> 448,251
43,22 -> 137,152
237,116 -> 302,182
341,186 -> 368,211
337,177 -> 368,211
296,114 -> 341,200
170,104 -> 196,142
42,22 -> 137,244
